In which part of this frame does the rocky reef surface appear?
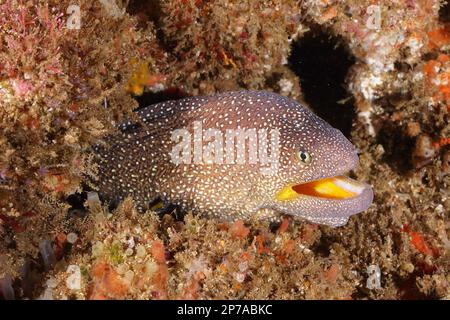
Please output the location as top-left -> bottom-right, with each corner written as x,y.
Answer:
0,0 -> 448,299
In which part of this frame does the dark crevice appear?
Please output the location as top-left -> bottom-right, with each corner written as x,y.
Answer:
288,26 -> 356,138
133,88 -> 187,111
377,120 -> 415,174
126,0 -> 173,55
310,234 -> 333,258
127,0 -> 163,29
439,0 -> 450,22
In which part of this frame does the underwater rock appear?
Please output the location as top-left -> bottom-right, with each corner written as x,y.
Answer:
39,240 -> 56,271
0,274 -> 15,300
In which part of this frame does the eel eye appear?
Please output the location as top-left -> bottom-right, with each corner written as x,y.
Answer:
296,150 -> 311,164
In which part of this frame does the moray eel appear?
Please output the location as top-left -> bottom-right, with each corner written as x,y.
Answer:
91,91 -> 373,227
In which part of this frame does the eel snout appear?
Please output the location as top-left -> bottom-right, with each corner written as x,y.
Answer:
274,145 -> 374,226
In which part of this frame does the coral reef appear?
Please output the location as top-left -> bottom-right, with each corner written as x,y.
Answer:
38,199 -> 356,300
1,0 -> 449,299
160,0 -> 303,98
0,0 -> 164,292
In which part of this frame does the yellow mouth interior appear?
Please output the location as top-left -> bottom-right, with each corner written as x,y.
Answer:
276,176 -> 363,201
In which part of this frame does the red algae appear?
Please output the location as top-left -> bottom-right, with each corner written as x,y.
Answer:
90,261 -> 129,300
229,220 -> 250,239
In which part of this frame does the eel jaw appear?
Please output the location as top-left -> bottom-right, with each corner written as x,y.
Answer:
275,175 -> 370,202
272,174 -> 373,226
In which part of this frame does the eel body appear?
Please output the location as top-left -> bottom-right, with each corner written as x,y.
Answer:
91,91 -> 373,227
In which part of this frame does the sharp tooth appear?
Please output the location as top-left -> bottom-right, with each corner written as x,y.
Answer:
300,177 -> 357,199
333,176 -> 365,194
276,176 -> 367,201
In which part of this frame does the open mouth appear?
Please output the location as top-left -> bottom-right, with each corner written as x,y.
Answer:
275,175 -> 368,201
